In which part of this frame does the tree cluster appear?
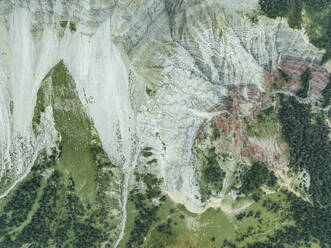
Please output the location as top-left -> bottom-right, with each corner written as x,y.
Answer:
198,147 -> 226,202
240,161 -> 277,195
296,69 -> 311,98
322,76 -> 331,107
278,95 -> 331,206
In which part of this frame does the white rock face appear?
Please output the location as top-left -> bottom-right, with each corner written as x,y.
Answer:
62,19 -> 135,167
0,7 -> 61,196
0,3 -> 136,245
0,1 -> 135,197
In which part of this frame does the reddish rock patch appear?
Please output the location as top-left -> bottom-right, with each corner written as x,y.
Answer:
194,57 -> 329,169
280,58 -> 329,101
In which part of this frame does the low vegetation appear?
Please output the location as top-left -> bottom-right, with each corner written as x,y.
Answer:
246,106 -> 278,138
60,21 -> 77,32
247,190 -> 331,247
126,172 -> 164,248
122,188 -> 299,248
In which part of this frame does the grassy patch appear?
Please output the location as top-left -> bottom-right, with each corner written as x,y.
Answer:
246,106 -> 278,138
124,172 -> 164,248
122,174 -> 320,248
0,61 -> 123,247
139,191 -> 294,248
118,199 -> 139,248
